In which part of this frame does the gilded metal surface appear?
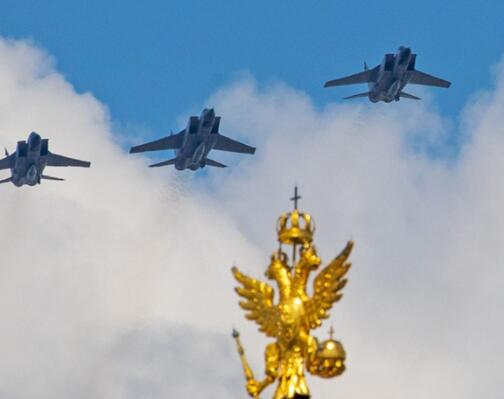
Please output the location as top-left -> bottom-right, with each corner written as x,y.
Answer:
232,194 -> 353,399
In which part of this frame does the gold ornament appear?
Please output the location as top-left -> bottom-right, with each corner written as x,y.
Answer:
232,187 -> 354,399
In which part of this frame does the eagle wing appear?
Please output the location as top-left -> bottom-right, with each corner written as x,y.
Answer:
304,241 -> 354,330
232,266 -> 280,337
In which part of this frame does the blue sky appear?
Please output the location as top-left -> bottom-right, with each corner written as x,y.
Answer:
2,0 -> 504,143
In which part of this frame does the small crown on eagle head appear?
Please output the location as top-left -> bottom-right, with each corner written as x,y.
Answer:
276,209 -> 315,245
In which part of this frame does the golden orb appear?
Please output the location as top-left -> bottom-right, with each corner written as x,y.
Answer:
308,337 -> 347,379
318,338 -> 346,361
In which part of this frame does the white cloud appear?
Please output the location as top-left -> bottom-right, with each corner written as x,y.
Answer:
0,38 -> 256,399
0,38 -> 503,399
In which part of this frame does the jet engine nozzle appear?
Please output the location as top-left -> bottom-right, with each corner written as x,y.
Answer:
26,164 -> 38,185
192,142 -> 206,164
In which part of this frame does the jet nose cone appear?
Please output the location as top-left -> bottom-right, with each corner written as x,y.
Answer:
28,132 -> 41,150
400,47 -> 412,56
398,47 -> 412,64
202,108 -> 216,123
28,131 -> 40,140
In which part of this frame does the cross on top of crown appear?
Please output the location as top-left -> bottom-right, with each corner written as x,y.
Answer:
290,186 -> 302,210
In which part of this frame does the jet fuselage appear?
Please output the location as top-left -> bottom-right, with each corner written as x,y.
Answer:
368,47 -> 413,103
10,132 -> 49,187
174,108 -> 220,170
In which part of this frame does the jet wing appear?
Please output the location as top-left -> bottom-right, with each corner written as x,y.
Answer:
0,153 -> 14,170
324,66 -> 379,87
408,70 -> 451,88
213,134 -> 256,154
46,152 -> 91,168
129,130 -> 185,154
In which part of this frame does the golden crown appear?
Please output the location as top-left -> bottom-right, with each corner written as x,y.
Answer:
277,209 -> 315,245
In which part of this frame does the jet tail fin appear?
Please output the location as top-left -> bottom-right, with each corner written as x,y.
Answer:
399,92 -> 421,100
205,158 -> 227,168
0,176 -> 12,184
41,175 -> 65,181
149,158 -> 176,168
343,92 -> 370,100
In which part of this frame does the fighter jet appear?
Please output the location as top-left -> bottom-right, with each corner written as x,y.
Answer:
0,132 -> 91,187
129,108 -> 255,171
324,46 -> 451,102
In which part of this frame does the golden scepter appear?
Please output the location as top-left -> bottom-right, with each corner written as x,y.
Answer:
232,329 -> 259,397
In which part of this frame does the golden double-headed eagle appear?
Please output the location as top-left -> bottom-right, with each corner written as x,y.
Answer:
232,189 -> 354,399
